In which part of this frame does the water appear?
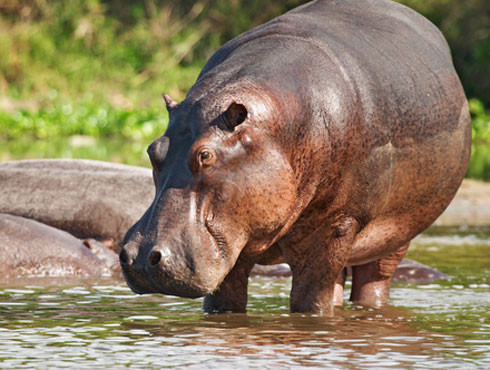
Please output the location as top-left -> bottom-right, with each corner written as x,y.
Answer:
0,227 -> 489,368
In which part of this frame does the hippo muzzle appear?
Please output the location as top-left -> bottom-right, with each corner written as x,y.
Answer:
119,185 -> 235,298
120,224 -> 228,298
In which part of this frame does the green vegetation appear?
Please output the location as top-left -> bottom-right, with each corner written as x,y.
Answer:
0,0 -> 489,178
468,99 -> 490,181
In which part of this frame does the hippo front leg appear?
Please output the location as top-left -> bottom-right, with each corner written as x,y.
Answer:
350,242 -> 409,306
203,254 -> 255,313
287,217 -> 360,315
333,268 -> 347,306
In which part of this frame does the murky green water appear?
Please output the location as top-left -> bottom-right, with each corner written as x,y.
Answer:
0,227 -> 489,368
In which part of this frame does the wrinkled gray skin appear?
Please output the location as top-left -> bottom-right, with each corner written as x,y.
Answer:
0,213 -> 117,278
0,159 -> 154,250
121,0 -> 471,314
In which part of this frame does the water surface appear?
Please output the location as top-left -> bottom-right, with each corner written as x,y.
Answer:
0,227 -> 489,368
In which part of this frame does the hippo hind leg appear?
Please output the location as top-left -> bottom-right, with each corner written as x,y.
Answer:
350,242 -> 409,306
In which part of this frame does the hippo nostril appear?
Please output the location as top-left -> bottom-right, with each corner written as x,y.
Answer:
149,250 -> 162,266
119,249 -> 129,265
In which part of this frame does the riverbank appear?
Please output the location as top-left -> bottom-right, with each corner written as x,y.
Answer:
435,179 -> 490,226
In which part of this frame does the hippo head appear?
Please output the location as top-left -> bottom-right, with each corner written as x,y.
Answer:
120,90 -> 299,298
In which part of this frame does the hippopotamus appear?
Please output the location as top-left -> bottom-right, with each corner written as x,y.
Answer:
0,159 -> 154,251
120,0 -> 471,314
250,259 -> 450,282
391,258 -> 449,283
0,213 -> 119,279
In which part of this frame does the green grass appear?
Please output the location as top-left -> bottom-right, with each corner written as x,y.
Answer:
468,99 -> 490,181
0,102 -> 167,141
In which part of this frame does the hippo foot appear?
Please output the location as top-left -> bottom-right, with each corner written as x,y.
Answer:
203,293 -> 246,314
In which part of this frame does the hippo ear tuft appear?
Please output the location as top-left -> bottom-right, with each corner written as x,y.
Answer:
221,102 -> 248,131
162,93 -> 179,112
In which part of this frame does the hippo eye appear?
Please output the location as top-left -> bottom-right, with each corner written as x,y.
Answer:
198,149 -> 216,168
200,151 -> 211,161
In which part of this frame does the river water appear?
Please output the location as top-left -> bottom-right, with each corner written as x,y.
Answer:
0,227 -> 489,369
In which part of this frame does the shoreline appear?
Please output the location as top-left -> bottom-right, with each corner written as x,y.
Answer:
435,179 -> 490,227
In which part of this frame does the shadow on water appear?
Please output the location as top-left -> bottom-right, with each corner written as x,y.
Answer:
0,227 -> 488,368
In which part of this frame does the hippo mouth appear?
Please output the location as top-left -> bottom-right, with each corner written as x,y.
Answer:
147,265 -> 213,298
204,214 -> 230,262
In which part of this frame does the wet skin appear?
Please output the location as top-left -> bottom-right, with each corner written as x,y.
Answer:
0,159 -> 154,251
249,259 -> 450,283
0,214 -> 117,278
121,0 -> 471,314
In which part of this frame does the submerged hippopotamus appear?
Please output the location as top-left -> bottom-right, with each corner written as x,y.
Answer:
0,159 -> 154,251
121,0 -> 471,314
0,213 -> 119,278
250,259 -> 450,283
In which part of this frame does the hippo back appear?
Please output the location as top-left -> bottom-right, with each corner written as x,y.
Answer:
0,213 -> 109,278
0,159 -> 155,249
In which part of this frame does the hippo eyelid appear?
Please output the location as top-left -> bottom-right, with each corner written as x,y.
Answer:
198,148 -> 216,168
188,146 -> 217,174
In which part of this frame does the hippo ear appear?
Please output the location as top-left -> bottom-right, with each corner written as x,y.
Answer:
162,93 -> 179,113
220,102 -> 248,131
147,135 -> 170,170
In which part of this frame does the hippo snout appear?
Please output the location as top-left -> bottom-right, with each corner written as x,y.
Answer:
119,240 -> 160,294
119,240 -> 163,270
120,235 -> 227,298
119,240 -> 138,267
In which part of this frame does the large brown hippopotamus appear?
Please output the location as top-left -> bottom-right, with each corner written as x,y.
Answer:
120,0 -> 471,314
0,159 -> 154,251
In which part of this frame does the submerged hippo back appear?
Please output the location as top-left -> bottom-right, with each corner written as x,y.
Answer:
0,213 -> 109,278
0,159 -> 155,249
